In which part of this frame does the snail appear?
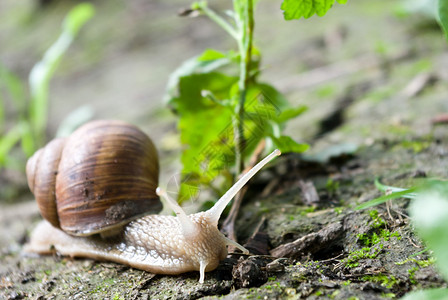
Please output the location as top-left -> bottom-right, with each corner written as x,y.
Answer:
24,120 -> 281,283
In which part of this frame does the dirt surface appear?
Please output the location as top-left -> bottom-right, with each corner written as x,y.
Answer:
1,0 -> 448,299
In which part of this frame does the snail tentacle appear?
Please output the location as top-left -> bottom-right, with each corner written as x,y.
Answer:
222,234 -> 249,254
156,187 -> 196,238
207,149 -> 281,225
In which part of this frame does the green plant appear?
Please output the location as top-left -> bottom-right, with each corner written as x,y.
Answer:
355,179 -> 418,210
396,256 -> 435,267
356,210 -> 401,247
369,210 -> 386,228
343,245 -> 383,268
361,274 -> 399,289
112,294 -> 124,300
357,180 -> 448,298
438,0 -> 448,38
334,206 -> 344,214
407,266 -> 419,285
326,178 -> 340,196
395,5 -> 448,296
0,3 -> 94,171
281,0 -> 347,20
166,0 -> 346,202
402,181 -> 448,298
0,67 -> 31,169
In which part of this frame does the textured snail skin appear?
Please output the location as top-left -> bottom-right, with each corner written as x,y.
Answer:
25,148 -> 281,283
25,212 -> 228,283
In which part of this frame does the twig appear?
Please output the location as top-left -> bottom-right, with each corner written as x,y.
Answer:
392,208 -> 409,220
260,177 -> 280,197
407,236 -> 421,249
222,140 -> 266,249
243,216 -> 269,255
318,253 -> 344,263
341,272 -> 384,279
386,200 -> 394,223
400,72 -> 437,98
222,186 -> 249,250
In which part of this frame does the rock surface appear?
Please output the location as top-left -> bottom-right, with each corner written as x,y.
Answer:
1,0 -> 448,299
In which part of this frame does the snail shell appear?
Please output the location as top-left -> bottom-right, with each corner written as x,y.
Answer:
26,120 -> 162,236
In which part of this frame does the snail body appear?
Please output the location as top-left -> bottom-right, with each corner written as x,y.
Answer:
27,212 -> 227,282
25,120 -> 281,283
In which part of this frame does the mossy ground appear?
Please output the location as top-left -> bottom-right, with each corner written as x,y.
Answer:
1,0 -> 448,299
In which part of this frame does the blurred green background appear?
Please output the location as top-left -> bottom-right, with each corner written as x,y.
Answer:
0,0 -> 446,203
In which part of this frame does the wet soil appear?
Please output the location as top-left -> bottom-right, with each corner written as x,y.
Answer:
1,0 -> 448,299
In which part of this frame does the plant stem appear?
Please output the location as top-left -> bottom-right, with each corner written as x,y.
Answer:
198,4 -> 238,40
220,0 -> 255,244
233,0 -> 254,175
199,0 -> 256,244
199,0 -> 255,176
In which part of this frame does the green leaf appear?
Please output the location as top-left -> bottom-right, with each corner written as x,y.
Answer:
19,121 -> 35,157
401,288 -> 448,300
165,49 -> 234,104
251,83 -> 289,110
0,124 -> 23,167
355,187 -> 419,210
410,181 -> 448,280
170,72 -> 238,201
271,136 -> 309,153
274,106 -> 308,123
173,72 -> 237,113
439,0 -> 448,39
168,71 -> 304,201
63,3 -> 95,36
198,49 -> 228,61
281,0 -> 347,20
29,3 -> 95,145
239,83 -> 291,154
170,77 -> 301,201
355,179 -> 423,210
374,178 -> 418,198
0,65 -> 26,111
0,95 -> 3,131
0,67 -> 35,158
